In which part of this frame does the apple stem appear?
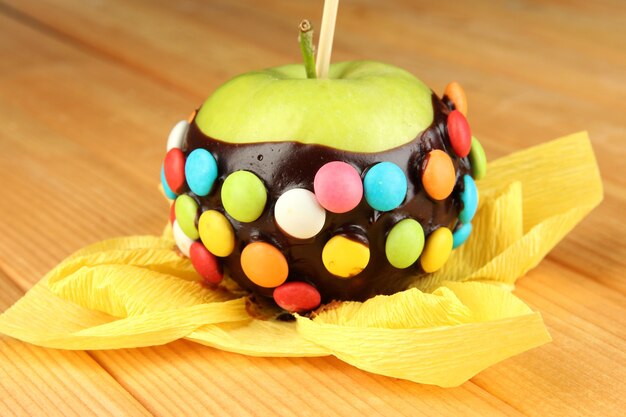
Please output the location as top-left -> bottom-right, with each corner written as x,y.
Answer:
316,0 -> 339,79
298,20 -> 317,79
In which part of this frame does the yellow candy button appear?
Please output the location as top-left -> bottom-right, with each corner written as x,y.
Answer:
420,227 -> 453,273
198,210 -> 235,257
322,235 -> 370,278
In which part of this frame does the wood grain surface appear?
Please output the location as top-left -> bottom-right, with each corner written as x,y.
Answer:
0,1 -> 624,416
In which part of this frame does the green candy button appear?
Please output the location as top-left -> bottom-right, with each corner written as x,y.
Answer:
175,194 -> 199,240
385,218 -> 425,269
221,170 -> 267,222
469,137 -> 487,180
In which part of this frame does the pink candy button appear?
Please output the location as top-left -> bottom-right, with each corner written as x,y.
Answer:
313,161 -> 363,213
273,282 -> 321,313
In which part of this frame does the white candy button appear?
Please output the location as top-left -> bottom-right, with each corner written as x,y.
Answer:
166,120 -> 189,151
173,220 -> 195,257
275,188 -> 326,239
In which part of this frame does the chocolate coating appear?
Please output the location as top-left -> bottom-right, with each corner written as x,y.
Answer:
180,93 -> 471,302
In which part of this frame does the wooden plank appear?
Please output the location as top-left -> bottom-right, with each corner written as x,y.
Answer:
0,13 -> 174,288
0,338 -> 155,417
0,95 -> 167,288
0,271 -> 23,312
0,14 -> 163,417
91,341 -> 525,417
0,270 -> 154,417
0,1 -> 624,416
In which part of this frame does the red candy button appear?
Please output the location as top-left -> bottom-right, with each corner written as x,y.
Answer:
164,148 -> 186,193
189,242 -> 223,284
447,110 -> 472,158
273,282 -> 321,313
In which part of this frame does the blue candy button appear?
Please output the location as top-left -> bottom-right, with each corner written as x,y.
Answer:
459,175 -> 478,223
161,165 -> 177,199
452,222 -> 473,249
364,162 -> 407,211
185,148 -> 218,196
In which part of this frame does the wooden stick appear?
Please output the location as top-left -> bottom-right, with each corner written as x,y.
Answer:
315,0 -> 339,79
298,20 -> 317,79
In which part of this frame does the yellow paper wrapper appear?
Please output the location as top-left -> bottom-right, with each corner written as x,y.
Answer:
0,132 -> 603,387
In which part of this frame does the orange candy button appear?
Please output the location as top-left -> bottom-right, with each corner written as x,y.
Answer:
444,81 -> 468,116
240,242 -> 289,288
187,109 -> 197,123
422,150 -> 456,200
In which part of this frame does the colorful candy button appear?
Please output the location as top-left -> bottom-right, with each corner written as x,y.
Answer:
174,195 -> 199,240
189,242 -> 223,284
167,120 -> 189,151
164,148 -> 186,193
169,201 -> 176,225
469,137 -> 487,180
322,235 -> 370,278
161,165 -> 177,200
444,81 -> 468,116
364,162 -> 407,211
221,171 -> 267,222
273,282 -> 321,313
198,210 -> 235,257
452,223 -> 473,249
420,227 -> 453,273
313,161 -> 363,213
240,242 -> 289,288
172,220 -> 195,257
459,175 -> 478,224
422,150 -> 456,201
187,110 -> 197,123
275,188 -> 326,239
385,218 -> 425,269
185,148 -> 218,197
447,110 -> 472,158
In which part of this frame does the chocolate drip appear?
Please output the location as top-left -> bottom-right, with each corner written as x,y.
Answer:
182,93 -> 471,302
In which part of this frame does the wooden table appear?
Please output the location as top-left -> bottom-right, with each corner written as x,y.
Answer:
1,1 -> 624,415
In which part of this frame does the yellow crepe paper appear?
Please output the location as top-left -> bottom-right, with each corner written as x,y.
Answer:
0,132 -> 602,387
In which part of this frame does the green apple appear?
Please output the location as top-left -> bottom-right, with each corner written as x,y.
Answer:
195,61 -> 433,153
